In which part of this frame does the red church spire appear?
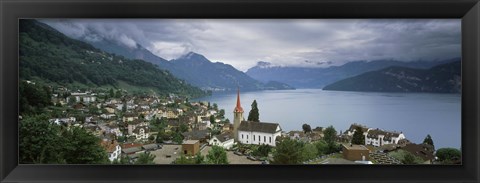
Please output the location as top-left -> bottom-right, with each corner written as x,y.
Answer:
234,87 -> 243,113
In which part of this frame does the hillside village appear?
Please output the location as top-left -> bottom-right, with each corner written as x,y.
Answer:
19,80 -> 460,165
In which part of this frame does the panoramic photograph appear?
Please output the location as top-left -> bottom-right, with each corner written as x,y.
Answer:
19,19 -> 461,165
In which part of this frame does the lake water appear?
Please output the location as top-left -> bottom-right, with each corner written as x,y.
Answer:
195,89 -> 461,149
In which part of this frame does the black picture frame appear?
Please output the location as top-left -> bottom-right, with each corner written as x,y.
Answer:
1,0 -> 479,182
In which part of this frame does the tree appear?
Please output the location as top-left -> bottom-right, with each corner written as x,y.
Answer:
115,90 -> 122,98
19,114 -> 64,163
272,138 -> 304,164
135,152 -> 156,164
209,115 -> 216,125
252,144 -> 272,158
109,88 -> 115,98
179,123 -> 189,133
314,140 -> 329,156
351,126 -> 365,145
62,126 -> 109,164
194,152 -> 205,164
436,148 -> 461,163
213,103 -> 218,111
218,109 -> 225,118
301,143 -> 318,162
206,146 -> 229,164
112,156 -> 131,165
302,124 -> 312,134
423,134 -> 434,149
247,100 -> 260,122
172,132 -> 184,144
323,126 -> 338,153
19,115 -> 109,164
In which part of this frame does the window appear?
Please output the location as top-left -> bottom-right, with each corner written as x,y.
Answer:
258,135 -> 260,141
247,135 -> 249,139
242,134 -> 244,139
269,137 -> 272,143
254,135 -> 255,141
264,136 -> 266,142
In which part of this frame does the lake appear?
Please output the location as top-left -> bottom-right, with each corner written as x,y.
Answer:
195,89 -> 461,149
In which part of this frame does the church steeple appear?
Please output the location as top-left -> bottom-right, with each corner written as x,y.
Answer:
234,88 -> 243,113
233,87 -> 244,141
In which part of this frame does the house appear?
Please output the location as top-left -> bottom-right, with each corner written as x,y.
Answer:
132,126 -> 150,140
365,129 -> 405,147
123,113 -> 138,122
182,130 -> 210,143
342,144 -> 370,161
209,132 -> 234,149
121,143 -> 144,155
344,123 -> 406,147
166,110 -> 179,119
69,92 -> 97,103
100,139 -> 122,162
182,140 -> 200,156
237,121 -> 282,147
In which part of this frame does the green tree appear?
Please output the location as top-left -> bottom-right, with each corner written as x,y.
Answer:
314,140 -> 329,156
109,88 -> 115,98
218,109 -> 225,118
388,150 -> 424,164
423,134 -> 434,149
62,126 -> 109,164
302,124 -> 312,134
19,114 -> 64,163
194,152 -> 205,164
252,144 -> 272,158
172,132 -> 184,144
351,126 -> 365,145
206,146 -> 229,164
112,156 -> 131,164
323,126 -> 338,153
135,152 -> 156,164
436,148 -> 461,163
209,115 -> 216,125
272,138 -> 303,164
115,90 -> 122,98
179,123 -> 189,133
301,143 -> 318,162
213,103 -> 218,110
247,100 -> 260,122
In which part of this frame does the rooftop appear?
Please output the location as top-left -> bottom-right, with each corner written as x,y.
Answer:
183,140 -> 199,145
343,144 -> 369,151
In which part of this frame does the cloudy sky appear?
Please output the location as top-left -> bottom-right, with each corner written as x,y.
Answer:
41,19 -> 461,71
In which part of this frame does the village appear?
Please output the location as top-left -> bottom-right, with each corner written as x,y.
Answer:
42,85 -> 452,165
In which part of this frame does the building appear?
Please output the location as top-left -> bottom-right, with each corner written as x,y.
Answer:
182,140 -> 200,156
342,144 -> 370,161
344,123 -> 406,147
232,89 -> 282,146
69,92 -> 96,103
100,139 -> 122,162
209,132 -> 234,149
232,88 -> 244,141
237,121 -> 282,147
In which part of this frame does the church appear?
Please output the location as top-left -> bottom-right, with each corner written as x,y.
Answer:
232,89 -> 282,147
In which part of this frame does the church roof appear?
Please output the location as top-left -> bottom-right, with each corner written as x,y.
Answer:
234,88 -> 243,113
238,121 -> 281,134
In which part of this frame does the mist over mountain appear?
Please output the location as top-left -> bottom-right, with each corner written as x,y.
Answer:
246,58 -> 460,89
19,20 -> 207,97
78,37 -> 293,91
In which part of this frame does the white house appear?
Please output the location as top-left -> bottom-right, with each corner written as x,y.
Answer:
209,132 -> 234,149
100,140 -> 122,162
132,126 -> 149,140
344,123 -> 406,147
237,121 -> 282,147
365,129 -> 405,147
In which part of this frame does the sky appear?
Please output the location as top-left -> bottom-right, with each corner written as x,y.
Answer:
41,19 -> 461,71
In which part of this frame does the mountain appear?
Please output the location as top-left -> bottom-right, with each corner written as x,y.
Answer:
19,19 -> 207,97
323,60 -> 461,93
73,36 -> 293,91
246,59 -> 459,89
170,52 -> 292,91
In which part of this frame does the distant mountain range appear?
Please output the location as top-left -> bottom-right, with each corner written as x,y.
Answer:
19,20 -> 207,97
246,59 -> 460,89
323,60 -> 461,93
83,38 -> 293,91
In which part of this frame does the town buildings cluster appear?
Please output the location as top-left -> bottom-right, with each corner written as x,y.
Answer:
45,87 -> 438,164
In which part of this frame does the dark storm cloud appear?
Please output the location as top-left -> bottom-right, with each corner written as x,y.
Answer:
41,19 -> 460,71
